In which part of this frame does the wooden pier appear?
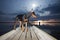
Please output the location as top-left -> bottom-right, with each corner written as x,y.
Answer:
0,26 -> 57,40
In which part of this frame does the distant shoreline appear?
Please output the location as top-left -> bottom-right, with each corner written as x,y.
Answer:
0,21 -> 60,23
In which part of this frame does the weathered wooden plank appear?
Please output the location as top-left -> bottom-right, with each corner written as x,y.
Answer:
33,26 -> 57,40
6,28 -> 21,40
0,26 -> 57,40
33,26 -> 47,40
19,31 -> 26,40
32,27 -> 41,40
26,28 -> 32,40
30,27 -> 38,40
0,30 -> 16,40
0,27 -> 20,40
12,31 -> 22,40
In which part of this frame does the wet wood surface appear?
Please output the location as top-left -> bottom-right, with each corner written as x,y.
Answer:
0,26 -> 57,40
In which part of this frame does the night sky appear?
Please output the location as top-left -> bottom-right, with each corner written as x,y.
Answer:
0,0 -> 60,21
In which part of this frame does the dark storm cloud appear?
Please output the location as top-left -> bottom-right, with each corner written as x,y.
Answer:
0,15 -> 15,21
0,10 -> 29,21
0,0 -> 60,21
40,15 -> 60,20
36,2 -> 60,20
0,11 -> 5,15
42,3 -> 60,14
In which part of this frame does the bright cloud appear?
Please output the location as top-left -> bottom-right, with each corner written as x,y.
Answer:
39,11 -> 50,16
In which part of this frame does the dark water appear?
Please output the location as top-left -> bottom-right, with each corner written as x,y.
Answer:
0,23 -> 19,36
0,23 -> 60,40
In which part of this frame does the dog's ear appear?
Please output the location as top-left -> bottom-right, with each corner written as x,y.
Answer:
31,12 -> 37,18
32,12 -> 35,15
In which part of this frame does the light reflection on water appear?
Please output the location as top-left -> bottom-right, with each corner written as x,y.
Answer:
31,20 -> 60,26
40,22 -> 60,26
